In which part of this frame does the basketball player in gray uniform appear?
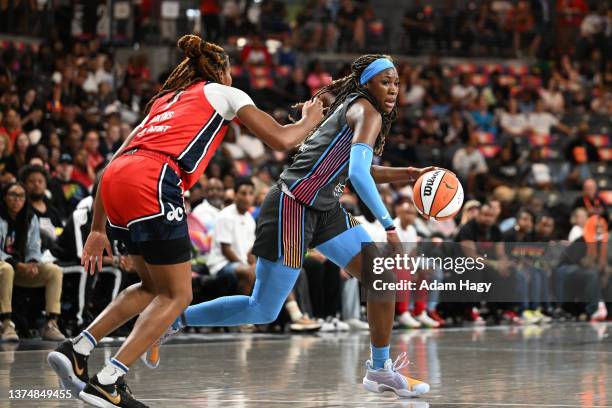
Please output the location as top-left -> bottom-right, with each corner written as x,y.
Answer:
148,54 -> 436,398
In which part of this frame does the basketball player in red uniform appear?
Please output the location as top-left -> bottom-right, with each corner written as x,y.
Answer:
47,35 -> 323,408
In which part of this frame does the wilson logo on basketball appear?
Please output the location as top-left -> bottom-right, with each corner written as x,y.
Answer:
423,171 -> 441,196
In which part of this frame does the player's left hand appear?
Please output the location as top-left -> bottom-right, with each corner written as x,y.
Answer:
82,230 -> 113,275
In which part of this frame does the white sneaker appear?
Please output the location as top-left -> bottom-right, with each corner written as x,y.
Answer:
591,302 -> 608,322
522,310 -> 541,325
363,352 -> 430,398
398,312 -> 421,329
346,318 -> 370,331
317,318 -> 336,332
533,309 -> 552,324
331,317 -> 350,331
415,311 -> 440,328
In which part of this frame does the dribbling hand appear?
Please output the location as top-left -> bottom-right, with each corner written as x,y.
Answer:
407,166 -> 456,183
81,230 -> 113,275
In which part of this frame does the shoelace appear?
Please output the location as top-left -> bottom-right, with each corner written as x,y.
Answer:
392,352 -> 410,372
116,377 -> 133,397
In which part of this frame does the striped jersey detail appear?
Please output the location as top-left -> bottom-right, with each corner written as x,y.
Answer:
176,113 -> 226,173
346,212 -> 361,228
281,194 -> 305,269
290,126 -> 354,205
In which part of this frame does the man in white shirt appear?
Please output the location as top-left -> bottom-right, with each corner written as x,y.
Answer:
191,177 -> 224,233
526,100 -> 571,135
393,198 -> 418,254
207,178 -> 257,294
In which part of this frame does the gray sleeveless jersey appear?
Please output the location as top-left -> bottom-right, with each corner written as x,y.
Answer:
279,93 -> 362,211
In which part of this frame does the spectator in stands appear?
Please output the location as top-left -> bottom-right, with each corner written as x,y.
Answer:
222,1 -> 255,41
191,177 -> 224,234
499,98 -> 528,137
207,178 -> 257,296
398,64 -> 426,110
568,207 -> 588,241
100,124 -> 121,163
5,132 -> 28,177
459,199 -> 481,226
0,257 -> 17,340
539,78 -> 565,114
336,0 -> 365,51
305,60 -> 332,97
295,0 -> 336,51
48,153 -> 89,220
451,73 -> 478,107
506,0 -> 534,56
526,99 -> 571,135
503,209 -> 545,324
0,108 -> 21,145
19,165 -> 62,246
417,109 -> 444,145
241,33 -> 273,68
402,0 -> 437,52
556,215 -> 607,320
0,182 -> 64,340
469,94 -> 497,135
83,130 -> 104,172
70,148 -> 94,188
260,0 -> 290,38
488,139 -> 529,187
0,132 -> 10,179
573,178 -> 607,218
200,0 -> 222,42
443,109 -> 471,145
452,132 -> 488,194
455,203 -> 512,324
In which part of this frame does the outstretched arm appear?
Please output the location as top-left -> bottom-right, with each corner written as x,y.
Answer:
236,99 -> 323,151
346,100 -> 394,229
370,165 -> 437,184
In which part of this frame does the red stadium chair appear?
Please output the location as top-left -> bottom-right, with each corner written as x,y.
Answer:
587,134 -> 610,147
472,74 -> 489,86
599,147 -> 612,161
600,190 -> 612,205
475,131 -> 495,144
483,64 -> 504,75
479,145 -> 501,158
529,134 -> 553,146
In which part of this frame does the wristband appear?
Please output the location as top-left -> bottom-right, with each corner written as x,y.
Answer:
385,225 -> 396,232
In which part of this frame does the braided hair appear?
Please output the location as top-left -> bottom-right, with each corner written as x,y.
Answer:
303,54 -> 397,155
145,35 -> 228,114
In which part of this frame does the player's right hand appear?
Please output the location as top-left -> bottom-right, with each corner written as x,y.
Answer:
302,97 -> 324,124
386,229 -> 404,254
82,230 -> 113,275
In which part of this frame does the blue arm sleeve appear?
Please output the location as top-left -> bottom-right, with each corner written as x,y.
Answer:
348,143 -> 393,229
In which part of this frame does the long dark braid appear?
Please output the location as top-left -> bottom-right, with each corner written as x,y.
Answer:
144,35 -> 228,114
302,54 -> 397,155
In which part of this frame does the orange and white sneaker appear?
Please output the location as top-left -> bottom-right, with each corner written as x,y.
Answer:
140,324 -> 181,369
362,352 -> 430,398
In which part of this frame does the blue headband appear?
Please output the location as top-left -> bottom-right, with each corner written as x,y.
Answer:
359,58 -> 395,85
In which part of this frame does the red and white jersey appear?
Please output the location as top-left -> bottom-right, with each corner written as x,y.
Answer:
127,81 -> 254,189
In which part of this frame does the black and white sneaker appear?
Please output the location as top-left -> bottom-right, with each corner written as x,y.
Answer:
47,340 -> 89,394
80,375 -> 148,407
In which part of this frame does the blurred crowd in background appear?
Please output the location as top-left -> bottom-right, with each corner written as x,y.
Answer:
0,0 -> 610,342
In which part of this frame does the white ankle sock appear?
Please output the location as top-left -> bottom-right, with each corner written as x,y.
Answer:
97,358 -> 128,385
73,330 -> 97,356
285,300 -> 303,322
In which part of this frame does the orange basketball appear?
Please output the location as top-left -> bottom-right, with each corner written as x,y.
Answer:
412,169 -> 464,221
